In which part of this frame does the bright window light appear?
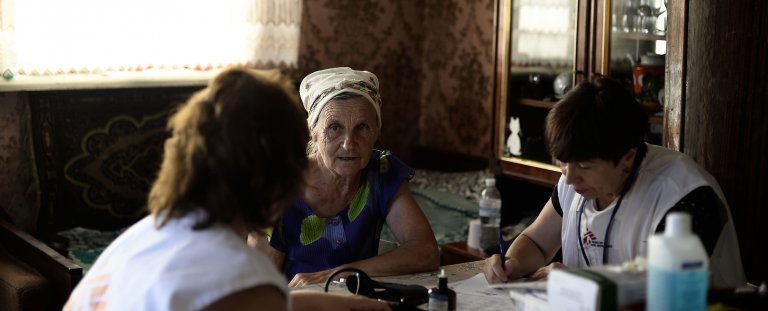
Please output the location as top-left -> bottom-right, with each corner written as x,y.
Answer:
1,0 -> 302,75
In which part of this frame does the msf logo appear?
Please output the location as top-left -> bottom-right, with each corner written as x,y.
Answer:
582,227 -> 605,248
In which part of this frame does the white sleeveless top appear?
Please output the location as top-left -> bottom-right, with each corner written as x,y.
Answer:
64,212 -> 287,311
558,144 -> 745,288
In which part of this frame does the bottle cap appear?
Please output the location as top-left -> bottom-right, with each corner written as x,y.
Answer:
665,212 -> 692,237
439,269 -> 446,278
485,178 -> 496,187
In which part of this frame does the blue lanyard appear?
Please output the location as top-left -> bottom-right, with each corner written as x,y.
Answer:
576,160 -> 640,266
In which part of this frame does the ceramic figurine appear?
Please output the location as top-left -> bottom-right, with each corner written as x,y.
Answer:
507,116 -> 522,156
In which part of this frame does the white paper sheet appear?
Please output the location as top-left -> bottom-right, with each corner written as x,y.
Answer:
547,269 -> 599,311
489,279 -> 548,291
450,273 -> 516,311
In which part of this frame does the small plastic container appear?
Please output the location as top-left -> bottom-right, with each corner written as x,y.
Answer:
428,269 -> 456,311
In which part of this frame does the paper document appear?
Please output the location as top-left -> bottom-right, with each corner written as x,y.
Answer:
508,289 -> 549,311
547,269 -> 599,311
450,273 -> 515,311
489,279 -> 548,291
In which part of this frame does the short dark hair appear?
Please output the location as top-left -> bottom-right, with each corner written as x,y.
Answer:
545,77 -> 648,164
148,68 -> 309,231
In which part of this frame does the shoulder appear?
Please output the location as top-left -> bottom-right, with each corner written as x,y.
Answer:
556,176 -> 579,213
368,149 -> 414,180
87,219 -> 287,310
638,145 -> 721,198
158,228 -> 288,309
632,145 -> 729,223
202,285 -> 287,311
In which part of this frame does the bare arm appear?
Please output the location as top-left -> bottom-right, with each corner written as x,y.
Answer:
291,290 -> 391,311
484,198 -> 563,283
203,285 -> 286,311
366,183 -> 440,274
247,232 -> 286,271
288,183 -> 439,287
202,286 -> 390,311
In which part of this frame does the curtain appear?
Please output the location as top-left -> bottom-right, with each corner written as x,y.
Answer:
0,0 -> 302,76
511,0 -> 576,68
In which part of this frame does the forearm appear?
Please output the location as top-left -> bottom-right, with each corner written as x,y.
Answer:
339,238 -> 439,277
291,290 -> 332,311
291,290 -> 390,311
505,232 -> 552,280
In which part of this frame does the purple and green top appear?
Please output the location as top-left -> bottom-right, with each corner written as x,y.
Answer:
269,150 -> 414,280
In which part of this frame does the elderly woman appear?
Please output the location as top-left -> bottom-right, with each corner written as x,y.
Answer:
65,68 -> 389,311
483,78 -> 745,288
254,67 -> 439,287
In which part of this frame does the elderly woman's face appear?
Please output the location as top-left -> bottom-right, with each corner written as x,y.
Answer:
312,97 -> 379,176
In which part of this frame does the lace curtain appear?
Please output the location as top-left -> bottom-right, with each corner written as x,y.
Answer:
511,0 -> 576,68
0,0 -> 302,76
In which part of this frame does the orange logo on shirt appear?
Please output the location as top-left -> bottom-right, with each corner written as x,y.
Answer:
64,267 -> 111,310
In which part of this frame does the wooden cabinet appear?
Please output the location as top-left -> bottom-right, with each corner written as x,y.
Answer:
491,0 -> 680,185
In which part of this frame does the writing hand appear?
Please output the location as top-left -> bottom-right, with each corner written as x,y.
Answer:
483,254 -> 511,283
526,262 -> 567,281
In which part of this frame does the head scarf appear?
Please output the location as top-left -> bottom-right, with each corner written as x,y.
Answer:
299,67 -> 381,130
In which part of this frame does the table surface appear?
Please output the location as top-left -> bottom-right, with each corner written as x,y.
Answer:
298,260 -> 485,292
440,240 -> 489,265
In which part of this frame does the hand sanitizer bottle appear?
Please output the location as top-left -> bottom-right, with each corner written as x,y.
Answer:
647,212 -> 708,311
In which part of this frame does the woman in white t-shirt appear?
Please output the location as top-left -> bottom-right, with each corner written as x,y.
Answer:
64,68 -> 389,311
483,77 -> 745,288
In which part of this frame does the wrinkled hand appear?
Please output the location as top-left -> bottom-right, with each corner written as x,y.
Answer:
483,254 -> 513,283
527,262 -> 567,281
289,269 -> 348,288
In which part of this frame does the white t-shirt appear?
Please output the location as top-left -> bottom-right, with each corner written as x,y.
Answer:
558,144 -> 745,288
64,212 -> 287,311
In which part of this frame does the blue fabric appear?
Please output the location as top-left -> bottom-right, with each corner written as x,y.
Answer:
269,150 -> 414,280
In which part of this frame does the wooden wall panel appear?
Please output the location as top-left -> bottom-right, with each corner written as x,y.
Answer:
685,0 -> 768,284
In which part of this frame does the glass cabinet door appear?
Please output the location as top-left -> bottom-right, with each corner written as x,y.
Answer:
493,0 -> 673,185
608,0 -> 667,144
495,0 -> 578,185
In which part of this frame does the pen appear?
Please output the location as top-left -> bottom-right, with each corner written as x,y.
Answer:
498,231 -> 506,271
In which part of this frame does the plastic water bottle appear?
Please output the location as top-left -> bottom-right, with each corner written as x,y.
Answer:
647,212 -> 709,311
476,178 -> 502,250
479,178 -> 502,226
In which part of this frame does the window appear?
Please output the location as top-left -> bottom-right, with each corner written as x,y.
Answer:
0,0 -> 302,77
510,0 -> 577,69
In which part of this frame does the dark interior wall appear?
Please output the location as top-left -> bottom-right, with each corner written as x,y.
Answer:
417,1 -> 496,161
1,88 -> 201,234
26,87 -> 201,235
0,93 -> 39,232
685,0 -> 768,284
291,0 -> 496,164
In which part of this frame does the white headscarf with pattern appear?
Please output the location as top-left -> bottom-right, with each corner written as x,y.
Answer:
299,67 -> 381,130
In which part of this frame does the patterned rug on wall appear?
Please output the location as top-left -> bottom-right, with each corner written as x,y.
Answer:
28,87 -> 202,235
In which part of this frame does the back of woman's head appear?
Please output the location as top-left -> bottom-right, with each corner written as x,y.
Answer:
545,77 -> 648,164
149,68 -> 309,231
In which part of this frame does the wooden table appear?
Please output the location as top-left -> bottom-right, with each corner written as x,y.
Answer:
298,260 -> 485,293
297,260 -> 521,310
440,240 -> 489,265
